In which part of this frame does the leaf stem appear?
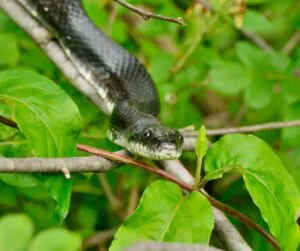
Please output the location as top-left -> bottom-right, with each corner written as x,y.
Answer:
194,157 -> 203,190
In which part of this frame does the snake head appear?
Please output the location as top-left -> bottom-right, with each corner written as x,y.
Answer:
129,125 -> 183,159
108,122 -> 184,160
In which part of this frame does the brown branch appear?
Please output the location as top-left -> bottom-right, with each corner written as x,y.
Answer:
113,0 -> 186,25
0,115 -> 18,129
78,144 -> 280,251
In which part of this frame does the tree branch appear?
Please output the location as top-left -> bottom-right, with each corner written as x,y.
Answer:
0,155 -> 119,173
183,120 -> 300,137
113,0 -> 186,25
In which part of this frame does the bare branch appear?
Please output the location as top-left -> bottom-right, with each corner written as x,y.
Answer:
182,120 -> 300,138
114,0 -> 186,25
0,156 -> 118,173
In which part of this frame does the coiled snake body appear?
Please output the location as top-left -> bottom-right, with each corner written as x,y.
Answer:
18,0 -> 183,159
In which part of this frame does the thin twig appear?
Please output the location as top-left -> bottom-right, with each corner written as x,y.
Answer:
126,186 -> 140,217
282,31 -> 300,56
182,120 -> 300,137
83,229 -> 116,249
114,0 -> 186,25
97,173 -> 122,212
240,29 -> 273,53
78,144 -> 280,251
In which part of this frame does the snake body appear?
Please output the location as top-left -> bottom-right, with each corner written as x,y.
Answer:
18,0 -> 183,159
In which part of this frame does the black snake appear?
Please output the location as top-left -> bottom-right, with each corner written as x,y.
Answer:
17,0 -> 183,159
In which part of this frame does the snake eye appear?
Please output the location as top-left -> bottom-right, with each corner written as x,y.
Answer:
143,130 -> 151,138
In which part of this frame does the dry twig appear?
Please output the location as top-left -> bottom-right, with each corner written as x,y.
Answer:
114,0 -> 185,25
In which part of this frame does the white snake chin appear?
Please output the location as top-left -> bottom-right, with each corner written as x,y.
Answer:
107,130 -> 182,160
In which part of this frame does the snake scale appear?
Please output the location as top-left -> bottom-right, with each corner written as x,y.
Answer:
17,0 -> 184,159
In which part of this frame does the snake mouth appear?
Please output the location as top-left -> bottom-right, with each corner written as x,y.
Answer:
127,141 -> 183,160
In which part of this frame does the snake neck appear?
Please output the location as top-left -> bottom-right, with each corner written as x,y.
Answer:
109,100 -> 160,136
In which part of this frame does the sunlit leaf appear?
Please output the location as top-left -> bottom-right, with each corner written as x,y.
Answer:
110,180 -> 214,251
204,134 -> 300,250
0,69 -> 82,221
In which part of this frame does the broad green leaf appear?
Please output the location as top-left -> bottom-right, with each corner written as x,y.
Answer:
236,42 -> 290,73
0,214 -> 34,251
279,149 -> 300,192
110,180 -> 214,251
0,173 -> 40,187
242,10 -> 273,33
269,52 -> 290,73
29,228 -> 82,251
0,69 -> 82,221
244,78 -> 273,109
236,42 -> 270,71
0,69 -> 82,157
204,134 -> 300,250
0,33 -> 19,67
210,62 -> 251,95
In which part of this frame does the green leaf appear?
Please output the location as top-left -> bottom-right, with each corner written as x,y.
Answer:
282,79 -> 300,104
236,42 -> 290,73
210,61 -> 251,95
242,10 -> 273,33
279,149 -> 300,192
110,180 -> 214,251
0,173 -> 40,187
236,42 -> 270,71
29,228 -> 82,251
0,69 -> 82,221
0,69 -> 82,157
195,125 -> 208,158
0,214 -> 34,251
0,33 -> 19,67
244,78 -> 273,109
204,134 -> 300,250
